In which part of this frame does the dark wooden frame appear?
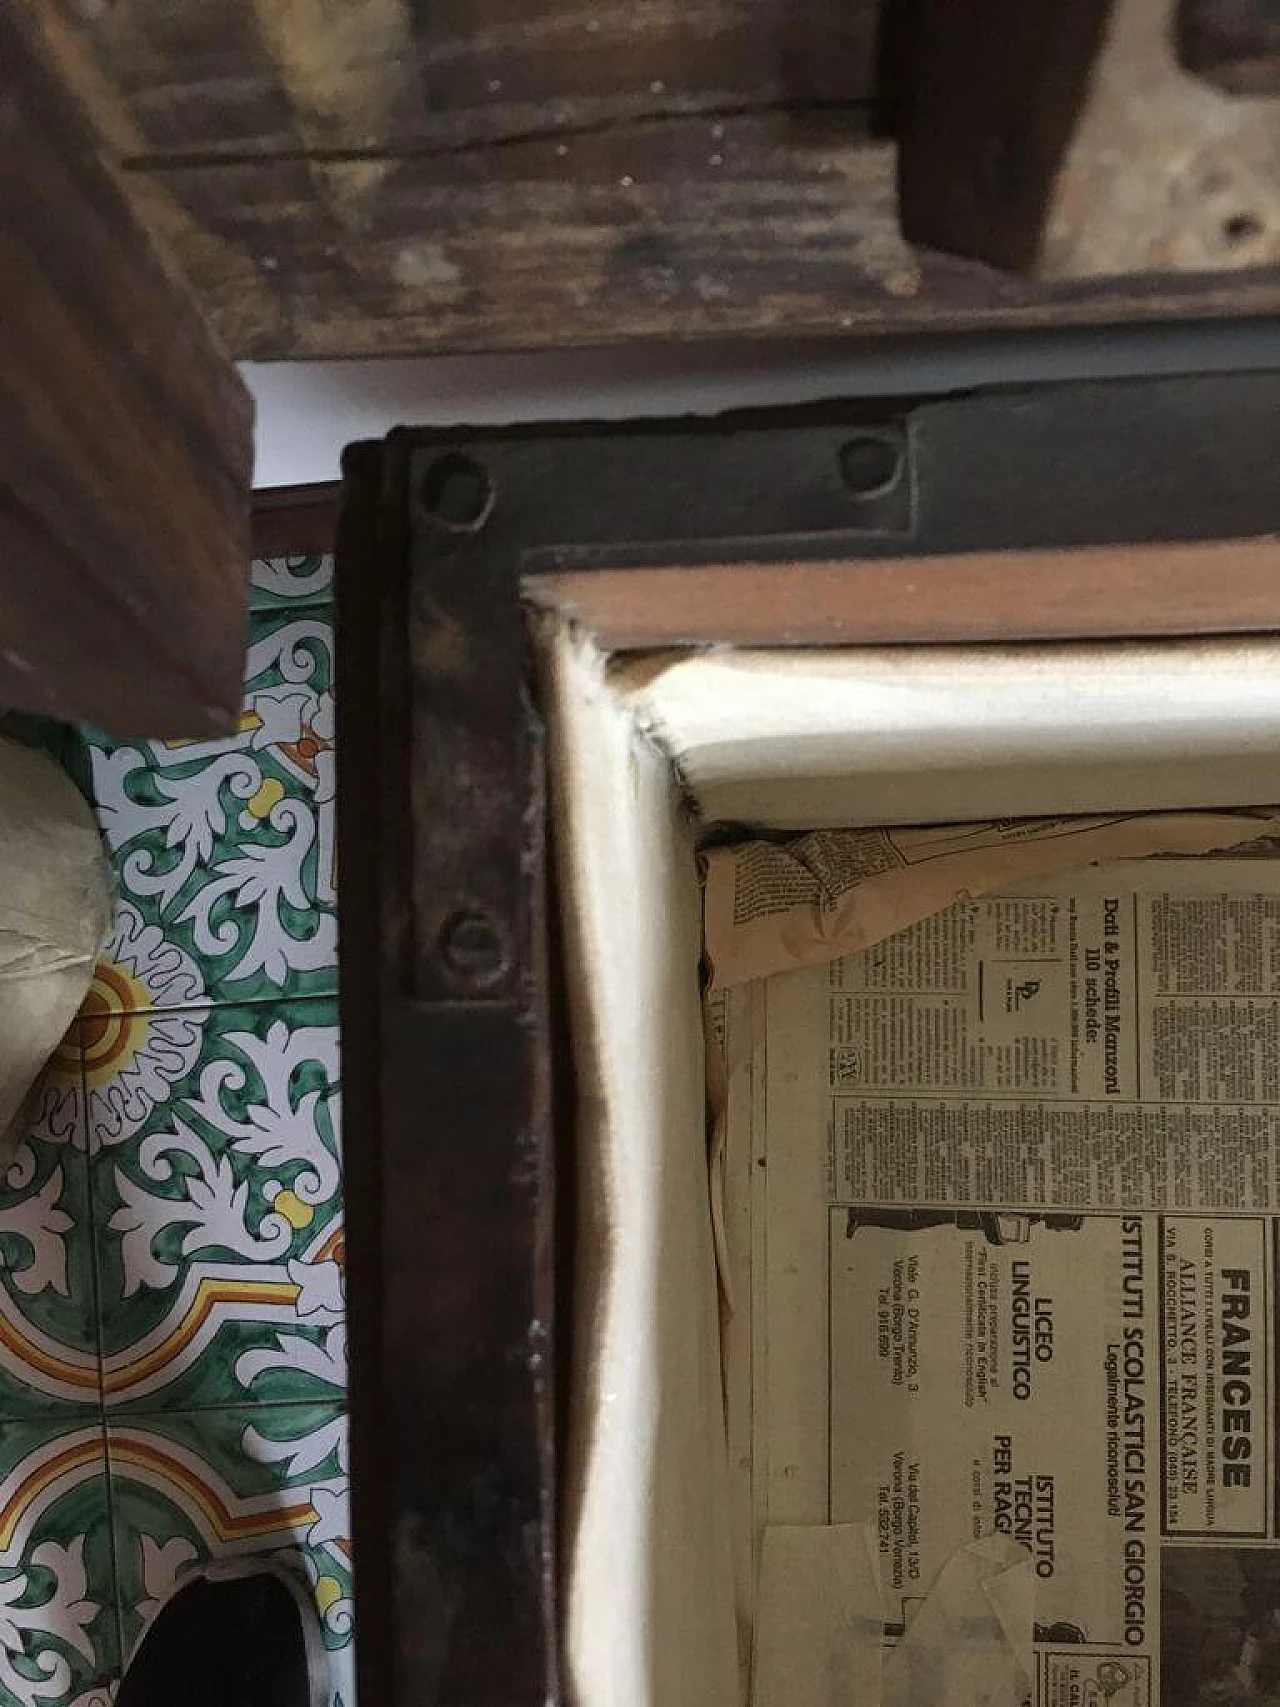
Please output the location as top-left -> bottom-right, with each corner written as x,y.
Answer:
336,370 -> 1280,1707
250,484 -> 340,559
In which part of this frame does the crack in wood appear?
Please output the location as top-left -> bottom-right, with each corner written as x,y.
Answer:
118,96 -> 877,174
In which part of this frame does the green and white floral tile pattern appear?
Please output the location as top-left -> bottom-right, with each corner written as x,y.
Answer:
76,605 -> 336,1011
0,1078 -> 99,1420
0,565 -> 352,1701
90,1000 -> 344,1416
0,1418 -> 118,1707
108,1403 -> 352,1707
249,554 -> 334,613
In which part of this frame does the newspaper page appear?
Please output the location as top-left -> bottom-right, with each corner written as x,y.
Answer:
704,811 -> 1280,989
727,858 -> 1280,1707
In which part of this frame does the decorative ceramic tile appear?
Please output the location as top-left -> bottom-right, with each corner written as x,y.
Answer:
108,1404 -> 352,1707
90,1002 -> 344,1416
0,1063 -> 99,1419
73,605 -> 336,1010
249,556 -> 334,613
12,570 -> 355,1699
0,1416 -> 118,1707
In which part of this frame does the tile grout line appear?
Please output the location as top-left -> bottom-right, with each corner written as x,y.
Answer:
247,596 -> 335,616
71,990 -> 341,1022
77,1036 -> 127,1693
77,1037 -> 106,1412
107,1395 -> 349,1424
100,1411 -> 127,1688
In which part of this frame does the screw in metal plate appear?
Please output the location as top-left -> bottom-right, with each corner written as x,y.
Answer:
419,451 -> 497,533
839,434 -> 904,501
440,909 -> 509,988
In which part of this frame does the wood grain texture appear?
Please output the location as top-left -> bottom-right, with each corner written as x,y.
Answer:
48,0 -> 884,160
117,114 -> 1280,359
897,0 -> 1115,271
526,538 -> 1280,649
28,0 -> 1280,359
2,3 -> 253,735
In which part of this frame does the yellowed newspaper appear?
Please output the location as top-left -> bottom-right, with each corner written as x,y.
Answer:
704,811 -> 1280,989
726,858 -> 1280,1707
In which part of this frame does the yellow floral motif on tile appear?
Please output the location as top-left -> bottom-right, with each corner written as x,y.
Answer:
76,974 -> 154,1089
314,1575 -> 343,1616
246,778 -> 286,820
272,1190 -> 315,1231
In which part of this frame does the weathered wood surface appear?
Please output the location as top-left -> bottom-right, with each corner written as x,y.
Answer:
2,3 -> 253,735
26,0 -> 1280,359
47,0 -> 885,159
134,113 -> 1280,359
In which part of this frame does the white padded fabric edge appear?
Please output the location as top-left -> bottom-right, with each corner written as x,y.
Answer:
614,638 -> 1280,827
541,620 -> 739,1707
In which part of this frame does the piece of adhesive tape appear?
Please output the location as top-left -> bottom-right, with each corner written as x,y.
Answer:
752,1527 -> 1033,1707
752,1523 -> 883,1707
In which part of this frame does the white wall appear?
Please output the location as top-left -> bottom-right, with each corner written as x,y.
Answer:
244,322 -> 1280,489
